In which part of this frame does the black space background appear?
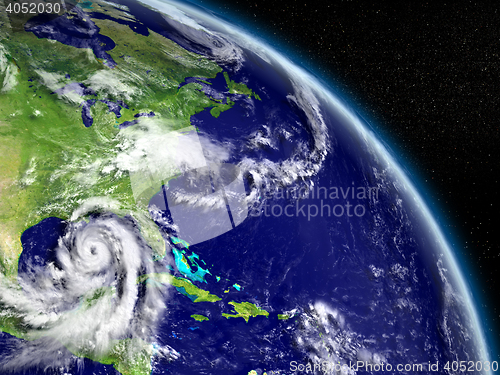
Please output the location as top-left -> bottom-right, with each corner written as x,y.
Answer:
197,0 -> 500,354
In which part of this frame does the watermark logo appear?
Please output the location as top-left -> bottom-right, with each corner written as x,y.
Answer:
249,185 -> 379,220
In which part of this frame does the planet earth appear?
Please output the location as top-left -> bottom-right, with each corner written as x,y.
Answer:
0,0 -> 493,374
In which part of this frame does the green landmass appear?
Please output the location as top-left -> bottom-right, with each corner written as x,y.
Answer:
0,4 -> 260,278
0,14 -> 226,278
223,71 -> 261,100
0,14 -> 261,278
0,1 -> 260,373
92,18 -> 236,126
278,310 -> 297,320
71,338 -> 153,375
191,314 -> 209,322
222,301 -> 269,323
138,273 -> 222,303
0,285 -> 28,338
210,98 -> 234,118
81,286 -> 115,309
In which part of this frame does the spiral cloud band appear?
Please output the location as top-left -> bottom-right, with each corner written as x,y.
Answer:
0,214 -> 165,371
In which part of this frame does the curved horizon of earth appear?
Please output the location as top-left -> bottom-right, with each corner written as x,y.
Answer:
0,0 -> 493,374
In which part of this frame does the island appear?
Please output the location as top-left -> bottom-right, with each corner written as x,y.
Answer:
222,301 -> 269,323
